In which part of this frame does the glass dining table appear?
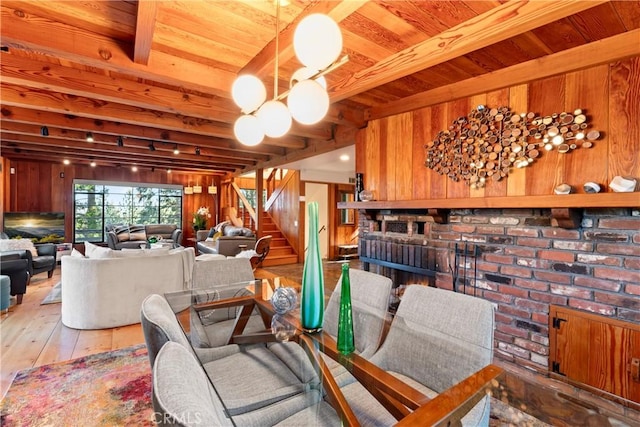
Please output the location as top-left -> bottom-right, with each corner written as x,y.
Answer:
163,278 -> 506,426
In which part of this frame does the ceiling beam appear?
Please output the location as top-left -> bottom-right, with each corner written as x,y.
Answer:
0,105 -> 285,157
366,29 -> 640,120
0,148 -> 230,174
240,0 -> 367,77
0,127 -> 259,166
0,5 -> 235,97
328,0 -> 608,102
0,83 -> 312,148
133,0 -> 158,65
0,53 -> 238,123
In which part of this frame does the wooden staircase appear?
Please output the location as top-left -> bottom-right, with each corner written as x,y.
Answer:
239,208 -> 298,266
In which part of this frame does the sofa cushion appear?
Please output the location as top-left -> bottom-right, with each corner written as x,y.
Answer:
145,224 -> 177,239
113,225 -> 130,242
0,238 -> 38,257
84,241 -> 113,258
128,224 -> 147,241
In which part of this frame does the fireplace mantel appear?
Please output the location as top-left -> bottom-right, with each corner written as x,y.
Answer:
338,193 -> 639,228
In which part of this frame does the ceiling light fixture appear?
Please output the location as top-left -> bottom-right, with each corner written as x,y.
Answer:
63,159 -> 70,165
117,136 -> 124,147
131,165 -> 138,172
167,169 -> 172,174
195,147 -> 201,156
40,126 -> 49,136
149,142 -> 156,151
90,160 -> 97,167
86,132 -> 94,143
232,4 -> 347,146
339,154 -> 349,161
173,145 -> 180,155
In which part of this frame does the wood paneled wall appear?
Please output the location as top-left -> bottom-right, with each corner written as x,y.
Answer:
269,170 -> 301,257
357,58 -> 640,201
0,158 -> 219,241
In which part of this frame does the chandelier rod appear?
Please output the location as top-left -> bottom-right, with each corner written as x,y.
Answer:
272,54 -> 349,103
273,0 -> 280,99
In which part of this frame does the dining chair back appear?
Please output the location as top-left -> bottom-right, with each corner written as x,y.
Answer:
323,268 -> 393,358
152,342 -> 233,426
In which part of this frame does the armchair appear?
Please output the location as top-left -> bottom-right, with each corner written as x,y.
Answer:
0,253 -> 30,304
340,285 -> 495,426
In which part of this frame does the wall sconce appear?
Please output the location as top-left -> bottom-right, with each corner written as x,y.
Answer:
208,184 -> 217,194
193,182 -> 203,193
184,183 -> 193,195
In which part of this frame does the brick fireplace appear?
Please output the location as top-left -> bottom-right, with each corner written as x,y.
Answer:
358,207 -> 640,373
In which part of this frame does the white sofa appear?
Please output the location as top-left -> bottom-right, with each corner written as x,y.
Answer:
61,247 -> 195,329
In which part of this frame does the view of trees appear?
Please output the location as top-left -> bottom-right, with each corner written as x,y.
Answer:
74,183 -> 182,242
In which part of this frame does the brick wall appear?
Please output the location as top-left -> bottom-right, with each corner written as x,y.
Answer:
359,207 -> 640,372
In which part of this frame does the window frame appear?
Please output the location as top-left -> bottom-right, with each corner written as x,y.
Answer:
73,179 -> 183,243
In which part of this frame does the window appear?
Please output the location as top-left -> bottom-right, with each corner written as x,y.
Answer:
73,180 -> 182,243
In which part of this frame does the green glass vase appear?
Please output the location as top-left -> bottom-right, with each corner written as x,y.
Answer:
337,263 -> 355,354
300,202 -> 324,332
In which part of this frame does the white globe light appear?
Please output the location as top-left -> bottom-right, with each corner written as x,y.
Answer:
294,14 -> 342,71
290,67 -> 327,89
288,80 -> 329,125
231,75 -> 267,113
257,100 -> 291,138
234,114 -> 265,146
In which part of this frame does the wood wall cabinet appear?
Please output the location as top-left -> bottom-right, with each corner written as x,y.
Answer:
549,306 -> 640,407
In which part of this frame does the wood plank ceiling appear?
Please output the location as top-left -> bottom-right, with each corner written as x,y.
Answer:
1,1 -> 639,176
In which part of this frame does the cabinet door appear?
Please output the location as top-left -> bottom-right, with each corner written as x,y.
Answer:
550,306 -> 640,404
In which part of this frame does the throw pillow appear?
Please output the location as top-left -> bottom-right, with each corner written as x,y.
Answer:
0,238 -> 38,257
84,241 -> 113,259
128,224 -> 147,241
70,248 -> 85,258
113,224 -> 130,242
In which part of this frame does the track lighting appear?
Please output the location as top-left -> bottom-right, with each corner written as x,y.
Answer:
86,132 -> 94,142
195,147 -> 201,156
117,136 -> 124,147
148,142 -> 156,151
40,126 -> 49,136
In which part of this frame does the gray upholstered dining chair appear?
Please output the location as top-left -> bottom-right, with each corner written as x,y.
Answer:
339,285 -> 496,427
152,342 -> 233,426
320,268 -> 393,386
141,294 -> 320,423
190,257 -> 266,348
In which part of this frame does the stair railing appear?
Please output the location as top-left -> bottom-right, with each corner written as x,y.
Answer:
230,182 -> 257,227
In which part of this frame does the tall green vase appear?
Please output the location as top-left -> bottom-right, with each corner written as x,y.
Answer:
300,201 -> 324,332
337,263 -> 355,355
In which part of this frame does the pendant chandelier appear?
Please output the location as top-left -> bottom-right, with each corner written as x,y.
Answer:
232,4 -> 348,146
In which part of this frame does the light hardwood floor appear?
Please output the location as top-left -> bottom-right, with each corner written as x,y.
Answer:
0,269 -> 145,398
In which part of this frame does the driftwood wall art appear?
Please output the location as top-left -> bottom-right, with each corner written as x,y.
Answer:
425,105 -> 599,188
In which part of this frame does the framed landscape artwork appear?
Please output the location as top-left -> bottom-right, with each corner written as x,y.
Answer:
3,212 -> 65,243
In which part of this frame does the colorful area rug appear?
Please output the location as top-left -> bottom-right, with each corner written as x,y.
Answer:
1,341 -> 545,426
0,344 -> 153,426
40,281 -> 62,305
